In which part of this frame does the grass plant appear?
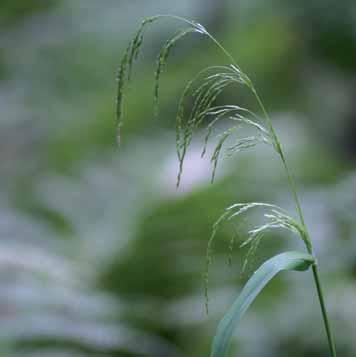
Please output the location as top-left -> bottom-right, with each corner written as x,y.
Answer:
116,15 -> 337,357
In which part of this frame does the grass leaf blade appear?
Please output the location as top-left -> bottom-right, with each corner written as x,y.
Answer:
211,251 -> 314,357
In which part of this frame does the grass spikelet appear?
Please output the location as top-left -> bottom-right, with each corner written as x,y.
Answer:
201,110 -> 229,157
226,202 -> 285,219
192,78 -> 229,124
117,17 -> 337,356
178,74 -> 240,182
210,126 -> 239,183
176,66 -> 266,183
201,105 -> 265,156
175,67 -> 236,186
241,234 -> 262,275
209,126 -> 269,183
175,67 -> 231,158
234,206 -> 307,253
116,16 -> 160,145
116,46 -> 130,145
154,27 -> 199,116
230,115 -> 269,136
204,228 -> 217,315
181,75 -> 224,139
227,225 -> 240,266
203,202 -> 300,301
225,135 -> 269,157
203,201 -> 304,313
175,81 -> 192,163
128,16 -> 160,79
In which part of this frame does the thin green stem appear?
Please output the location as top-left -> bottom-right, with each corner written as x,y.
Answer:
152,17 -> 337,356
312,264 -> 337,357
252,89 -> 308,230
203,32 -> 337,357
204,34 -> 239,69
253,88 -> 337,357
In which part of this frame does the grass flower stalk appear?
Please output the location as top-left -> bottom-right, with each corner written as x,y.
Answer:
116,15 -> 337,356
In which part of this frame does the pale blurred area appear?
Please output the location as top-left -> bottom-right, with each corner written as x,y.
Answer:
1,0 -> 356,356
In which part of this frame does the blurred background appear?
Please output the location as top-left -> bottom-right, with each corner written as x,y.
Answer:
1,0 -> 356,356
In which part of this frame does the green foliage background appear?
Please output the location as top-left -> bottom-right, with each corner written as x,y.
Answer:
0,1 -> 355,356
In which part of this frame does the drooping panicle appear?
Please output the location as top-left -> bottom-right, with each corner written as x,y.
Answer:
176,66 -> 248,185
116,15 -> 208,147
173,61 -> 271,185
210,126 -> 239,183
204,202 -> 307,313
116,46 -> 129,145
154,27 -> 200,117
175,66 -> 232,186
128,16 -> 160,80
116,16 -> 160,145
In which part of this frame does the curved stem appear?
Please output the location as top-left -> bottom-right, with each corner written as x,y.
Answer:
202,31 -> 337,357
252,90 -> 308,231
252,86 -> 337,357
253,88 -> 337,357
156,17 -> 337,355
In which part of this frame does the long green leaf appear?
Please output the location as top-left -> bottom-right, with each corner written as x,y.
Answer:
211,251 -> 315,357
